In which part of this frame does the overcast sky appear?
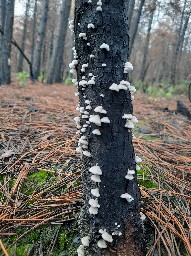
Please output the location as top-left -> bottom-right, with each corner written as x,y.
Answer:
15,1 -> 24,16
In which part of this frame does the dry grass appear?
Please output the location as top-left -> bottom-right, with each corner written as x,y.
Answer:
0,82 -> 190,255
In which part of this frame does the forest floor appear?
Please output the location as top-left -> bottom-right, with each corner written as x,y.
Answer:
0,82 -> 191,256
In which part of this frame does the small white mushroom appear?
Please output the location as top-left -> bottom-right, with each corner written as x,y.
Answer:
101,117 -> 110,123
120,193 -> 134,202
109,83 -> 119,92
91,174 -> 101,183
124,62 -> 134,73
125,120 -> 134,129
140,212 -> 146,221
91,188 -> 100,197
125,174 -> 134,180
122,114 -> 132,119
96,6 -> 102,11
89,165 -> 102,175
89,198 -> 100,208
100,43 -> 110,51
94,106 -> 107,114
135,155 -> 142,163
89,206 -> 98,215
83,151 -> 91,157
77,245 -> 85,256
97,239 -> 107,248
101,230 -> 113,243
89,115 -> 101,126
87,23 -> 95,29
92,129 -> 101,135
81,236 -> 90,247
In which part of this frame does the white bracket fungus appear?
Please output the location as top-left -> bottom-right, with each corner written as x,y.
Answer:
99,229 -> 113,243
97,239 -> 107,248
89,165 -> 102,175
125,120 -> 134,129
100,43 -> 110,51
79,33 -> 87,40
83,151 -> 91,157
91,174 -> 101,183
81,63 -> 88,72
109,83 -> 119,92
96,6 -> 102,11
89,115 -> 101,126
87,23 -> 95,29
89,198 -> 100,208
140,212 -> 146,221
101,117 -> 110,123
124,62 -> 134,73
81,236 -> 90,247
92,129 -> 101,135
120,193 -> 134,202
90,54 -> 95,58
77,245 -> 85,256
91,188 -> 100,197
94,106 -> 107,114
135,155 -> 142,164
89,206 -> 98,215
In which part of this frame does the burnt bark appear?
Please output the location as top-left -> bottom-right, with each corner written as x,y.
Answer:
1,0 -> 15,84
46,0 -> 72,84
32,0 -> 49,80
17,0 -> 30,72
74,0 -> 145,255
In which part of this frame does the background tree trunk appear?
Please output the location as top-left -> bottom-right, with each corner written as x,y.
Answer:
74,0 -> 145,255
32,0 -> 49,80
0,0 -> 6,85
46,0 -> 72,84
17,0 -> 30,72
139,1 -> 156,82
30,0 -> 38,68
129,0 -> 145,57
1,0 -> 15,84
127,0 -> 135,30
170,8 -> 191,85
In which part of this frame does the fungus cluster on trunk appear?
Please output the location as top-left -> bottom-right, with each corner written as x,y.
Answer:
70,1 -> 145,255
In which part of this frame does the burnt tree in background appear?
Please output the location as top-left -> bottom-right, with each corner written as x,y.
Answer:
46,0 -> 72,84
32,0 -> 49,80
72,0 -> 145,255
0,0 -> 15,85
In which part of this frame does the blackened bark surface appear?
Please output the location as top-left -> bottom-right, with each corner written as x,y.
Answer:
46,0 -> 72,84
1,0 -> 15,84
74,0 -> 144,255
32,0 -> 49,80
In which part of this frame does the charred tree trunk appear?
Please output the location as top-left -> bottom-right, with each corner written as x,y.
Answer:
0,0 -> 6,85
129,0 -> 145,57
32,0 -> 49,80
73,1 -> 145,255
139,2 -> 155,82
1,0 -> 15,84
46,0 -> 72,84
30,0 -> 38,68
17,0 -> 30,72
